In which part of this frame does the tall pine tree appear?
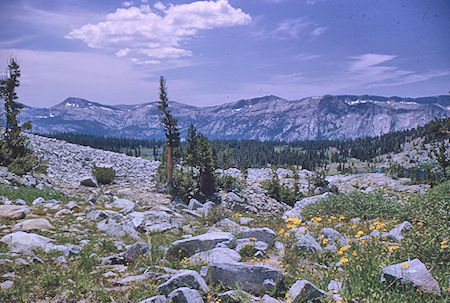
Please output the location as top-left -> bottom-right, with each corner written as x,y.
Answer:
0,58 -> 35,175
157,76 -> 180,184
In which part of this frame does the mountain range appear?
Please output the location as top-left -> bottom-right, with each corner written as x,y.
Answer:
18,94 -> 450,141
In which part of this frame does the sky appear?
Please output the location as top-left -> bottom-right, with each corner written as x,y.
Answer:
0,0 -> 449,107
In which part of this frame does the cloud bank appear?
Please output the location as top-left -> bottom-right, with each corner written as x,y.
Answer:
66,0 -> 251,64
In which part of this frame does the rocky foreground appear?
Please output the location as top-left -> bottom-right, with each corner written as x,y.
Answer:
0,135 -> 447,302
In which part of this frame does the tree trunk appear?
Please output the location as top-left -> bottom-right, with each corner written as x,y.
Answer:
167,145 -> 174,185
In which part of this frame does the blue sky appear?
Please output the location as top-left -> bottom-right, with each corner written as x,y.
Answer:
0,0 -> 449,107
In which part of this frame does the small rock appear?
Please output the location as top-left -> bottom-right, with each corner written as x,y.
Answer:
381,258 -> 441,296
187,247 -> 241,265
388,221 -> 414,241
0,205 -> 30,220
188,198 -> 203,210
294,234 -> 323,254
157,270 -> 209,295
288,280 -> 326,303
1,280 -> 14,289
207,262 -> 284,296
167,287 -> 204,303
318,228 -> 348,246
122,242 -> 150,263
14,218 -> 54,231
80,175 -> 98,187
166,232 -> 235,260
238,227 -> 277,247
111,198 -> 135,209
0,231 -> 54,253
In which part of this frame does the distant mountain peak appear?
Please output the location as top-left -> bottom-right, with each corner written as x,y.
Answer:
20,94 -> 449,141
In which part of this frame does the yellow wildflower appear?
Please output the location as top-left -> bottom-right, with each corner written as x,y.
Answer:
340,257 -> 349,263
388,245 -> 400,252
401,263 -> 412,268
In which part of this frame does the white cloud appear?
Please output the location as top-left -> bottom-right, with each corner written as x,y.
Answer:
66,0 -> 251,62
348,54 -> 397,72
238,53 -> 450,99
154,2 -> 166,11
122,1 -> 134,7
272,18 -> 326,39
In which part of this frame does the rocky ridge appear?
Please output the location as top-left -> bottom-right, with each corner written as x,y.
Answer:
20,94 -> 450,141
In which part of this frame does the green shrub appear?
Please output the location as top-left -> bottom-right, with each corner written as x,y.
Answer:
0,183 -> 77,203
169,168 -> 197,202
92,165 -> 115,185
217,175 -> 246,192
261,175 -> 303,207
301,191 -> 407,220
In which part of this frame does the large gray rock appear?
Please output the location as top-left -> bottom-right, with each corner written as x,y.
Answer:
97,218 -> 140,239
206,263 -> 284,296
238,227 -> 277,247
288,280 -> 326,303
388,221 -> 414,241
166,232 -> 235,260
80,175 -> 98,187
294,234 -> 323,254
157,270 -> 209,295
167,287 -> 204,303
188,199 -> 203,210
122,242 -> 150,263
318,228 -> 348,246
282,193 -> 330,220
111,198 -> 135,209
381,258 -> 441,296
0,205 -> 30,220
138,295 -> 168,303
14,218 -> 54,231
188,247 -> 241,265
116,272 -> 156,285
0,231 -> 54,253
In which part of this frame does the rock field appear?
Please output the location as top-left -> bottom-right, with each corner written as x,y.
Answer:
0,134 -> 446,302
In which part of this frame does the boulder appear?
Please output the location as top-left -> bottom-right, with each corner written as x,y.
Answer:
0,205 -> 30,220
116,272 -> 156,285
14,218 -> 54,231
288,280 -> 326,303
0,231 -> 54,253
206,262 -> 284,296
122,242 -> 150,263
238,227 -> 277,247
381,258 -> 441,296
80,175 -> 98,187
167,287 -> 204,303
111,198 -> 135,209
294,234 -> 323,254
157,270 -> 209,295
388,221 -> 414,241
282,193 -> 330,220
188,199 -> 203,210
211,218 -> 242,232
188,247 -> 241,265
166,232 -> 235,260
235,239 -> 268,252
318,228 -> 348,246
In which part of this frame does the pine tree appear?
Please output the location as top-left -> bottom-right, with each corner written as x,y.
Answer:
157,76 -> 180,185
184,123 -> 198,167
0,58 -> 35,175
196,134 -> 216,195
